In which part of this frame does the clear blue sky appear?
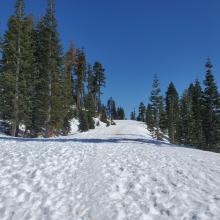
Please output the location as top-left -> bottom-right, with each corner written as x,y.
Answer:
1,0 -> 220,117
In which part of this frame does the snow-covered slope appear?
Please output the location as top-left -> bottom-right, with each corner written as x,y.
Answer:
0,120 -> 220,220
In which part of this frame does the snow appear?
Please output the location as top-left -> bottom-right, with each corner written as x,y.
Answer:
70,118 -> 80,134
69,117 -> 106,135
0,120 -> 220,220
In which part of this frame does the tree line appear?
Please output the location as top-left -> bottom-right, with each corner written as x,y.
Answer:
0,0 -> 125,137
133,59 -> 220,152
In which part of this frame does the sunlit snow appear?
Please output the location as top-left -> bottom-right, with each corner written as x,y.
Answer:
0,120 -> 220,220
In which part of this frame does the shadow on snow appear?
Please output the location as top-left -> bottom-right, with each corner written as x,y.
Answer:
0,135 -> 171,146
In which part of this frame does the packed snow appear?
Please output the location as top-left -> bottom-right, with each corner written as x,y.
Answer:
0,120 -> 220,220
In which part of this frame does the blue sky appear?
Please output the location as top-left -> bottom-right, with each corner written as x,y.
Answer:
0,0 -> 220,117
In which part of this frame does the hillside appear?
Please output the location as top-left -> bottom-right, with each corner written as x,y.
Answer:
0,120 -> 220,220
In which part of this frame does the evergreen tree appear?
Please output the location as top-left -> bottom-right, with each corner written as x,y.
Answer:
93,61 -> 106,112
74,48 -> 86,110
137,102 -> 145,122
84,92 -> 96,117
62,43 -> 76,135
87,64 -> 95,98
78,110 -> 89,132
178,86 -> 194,145
87,113 -> 95,129
100,105 -> 108,124
0,25 -> 2,65
34,0 -> 65,137
117,107 -> 125,120
149,75 -> 162,139
64,42 -> 76,101
0,27 -> 2,119
165,82 -> 179,144
107,97 -> 117,121
130,110 -> 136,120
191,80 -> 205,148
0,0 -> 35,136
159,97 -> 167,133
146,104 -> 154,133
84,94 -> 95,130
202,59 -> 220,150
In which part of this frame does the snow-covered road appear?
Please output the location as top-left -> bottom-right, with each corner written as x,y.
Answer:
0,120 -> 220,220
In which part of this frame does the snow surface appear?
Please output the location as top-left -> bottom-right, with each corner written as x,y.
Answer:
0,120 -> 220,220
69,117 -> 106,135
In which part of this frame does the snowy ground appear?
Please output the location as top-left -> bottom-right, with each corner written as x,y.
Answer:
0,120 -> 220,220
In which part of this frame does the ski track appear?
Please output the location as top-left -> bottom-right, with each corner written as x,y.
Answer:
0,120 -> 220,220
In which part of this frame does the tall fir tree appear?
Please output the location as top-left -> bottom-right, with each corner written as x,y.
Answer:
165,82 -> 179,144
84,92 -> 96,118
130,110 -> 136,120
107,97 -> 117,121
0,23 -> 2,62
191,80 -> 205,148
202,59 -> 220,150
34,0 -> 65,137
64,42 -> 76,101
137,102 -> 145,122
62,43 -> 76,135
149,75 -> 162,139
87,64 -> 95,96
78,109 -> 89,132
146,104 -> 154,133
178,86 -> 194,145
84,93 -> 95,129
159,97 -> 167,133
0,0 -> 36,136
100,105 -> 108,124
117,107 -> 125,120
87,63 -> 97,114
93,61 -> 106,112
74,48 -> 86,110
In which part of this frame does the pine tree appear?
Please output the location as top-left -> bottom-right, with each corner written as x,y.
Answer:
0,28 -> 2,120
78,109 -> 89,132
178,86 -> 194,145
62,43 -> 76,135
74,48 -> 86,110
34,0 -> 65,137
0,0 -> 36,136
117,107 -> 125,120
107,97 -> 117,121
137,102 -> 145,122
87,63 -> 98,113
93,62 -> 106,112
87,64 -> 96,98
130,110 -> 136,120
165,82 -> 179,144
149,75 -> 162,139
87,113 -> 95,129
64,42 -> 76,101
146,104 -> 154,132
191,80 -> 205,148
100,105 -> 108,124
0,26 -> 2,72
202,59 -> 220,150
159,97 -> 167,133
84,92 -> 96,117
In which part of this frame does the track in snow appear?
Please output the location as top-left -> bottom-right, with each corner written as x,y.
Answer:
0,120 -> 220,220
